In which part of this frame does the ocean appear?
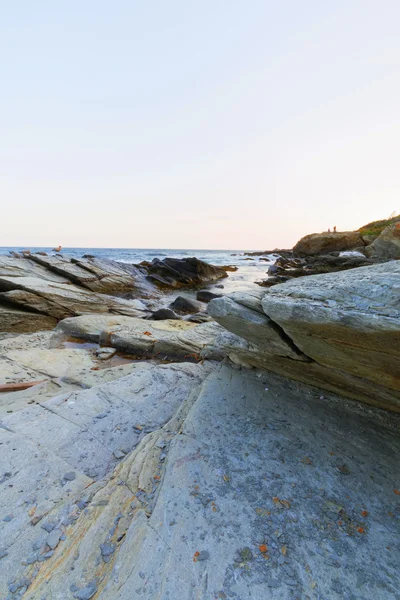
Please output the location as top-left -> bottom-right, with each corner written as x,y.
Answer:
0,246 -> 275,294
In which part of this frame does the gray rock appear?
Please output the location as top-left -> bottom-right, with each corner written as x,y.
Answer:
151,308 -> 180,320
46,529 -> 62,550
73,580 -> 97,599
170,296 -> 202,314
0,276 -> 147,321
210,262 -> 400,411
63,471 -> 76,481
196,290 -> 223,302
365,223 -> 400,260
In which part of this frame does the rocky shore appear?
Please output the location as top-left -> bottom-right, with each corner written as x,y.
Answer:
0,240 -> 399,599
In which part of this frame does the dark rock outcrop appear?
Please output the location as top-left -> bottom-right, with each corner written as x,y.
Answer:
257,251 -> 374,286
141,257 -> 228,289
151,308 -> 180,320
196,290 -> 223,302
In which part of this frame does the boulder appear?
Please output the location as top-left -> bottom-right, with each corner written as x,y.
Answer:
169,295 -> 202,314
210,262 -> 400,411
140,257 -> 228,289
196,290 -> 223,302
0,276 -> 148,321
365,223 -> 400,260
293,231 -> 365,256
56,314 -> 225,361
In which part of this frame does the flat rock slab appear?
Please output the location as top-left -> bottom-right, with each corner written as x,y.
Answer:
109,365 -> 400,600
19,364 -> 400,600
0,361 -> 212,599
56,315 -> 226,361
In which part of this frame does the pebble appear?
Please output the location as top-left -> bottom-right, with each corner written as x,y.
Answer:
46,529 -> 62,550
100,542 -> 116,563
113,449 -> 126,459
41,521 -> 57,533
64,471 -> 76,481
73,580 -> 98,600
197,550 -> 210,561
38,550 -> 54,561
3,514 -> 14,522
9,578 -> 31,593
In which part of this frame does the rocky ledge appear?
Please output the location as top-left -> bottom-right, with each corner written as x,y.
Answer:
210,261 -> 400,412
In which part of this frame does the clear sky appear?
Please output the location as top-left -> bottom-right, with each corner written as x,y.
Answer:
1,1 -> 399,250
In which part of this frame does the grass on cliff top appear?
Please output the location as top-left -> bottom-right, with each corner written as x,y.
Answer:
358,214 -> 400,237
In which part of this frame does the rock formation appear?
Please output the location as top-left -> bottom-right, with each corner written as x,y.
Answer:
0,256 -> 226,333
210,261 -> 400,412
293,231 -> 364,256
138,257 -> 228,288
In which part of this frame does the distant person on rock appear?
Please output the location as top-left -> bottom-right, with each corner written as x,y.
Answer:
53,245 -> 62,252
333,226 -> 337,233
328,228 -> 331,233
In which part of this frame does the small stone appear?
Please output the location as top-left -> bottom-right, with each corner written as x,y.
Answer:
38,550 -> 54,561
9,578 -> 31,593
46,529 -> 62,550
64,471 -> 76,481
196,550 -> 210,561
73,580 -> 98,600
100,542 -> 116,563
41,521 -> 57,533
3,514 -> 14,522
113,449 -> 126,459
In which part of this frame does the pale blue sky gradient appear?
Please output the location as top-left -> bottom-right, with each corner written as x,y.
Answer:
1,1 -> 400,249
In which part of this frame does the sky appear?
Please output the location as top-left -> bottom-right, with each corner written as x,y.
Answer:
1,1 -> 400,250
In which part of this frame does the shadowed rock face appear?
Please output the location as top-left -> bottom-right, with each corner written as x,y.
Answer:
293,231 -> 365,256
209,261 -> 400,411
140,257 -> 228,288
